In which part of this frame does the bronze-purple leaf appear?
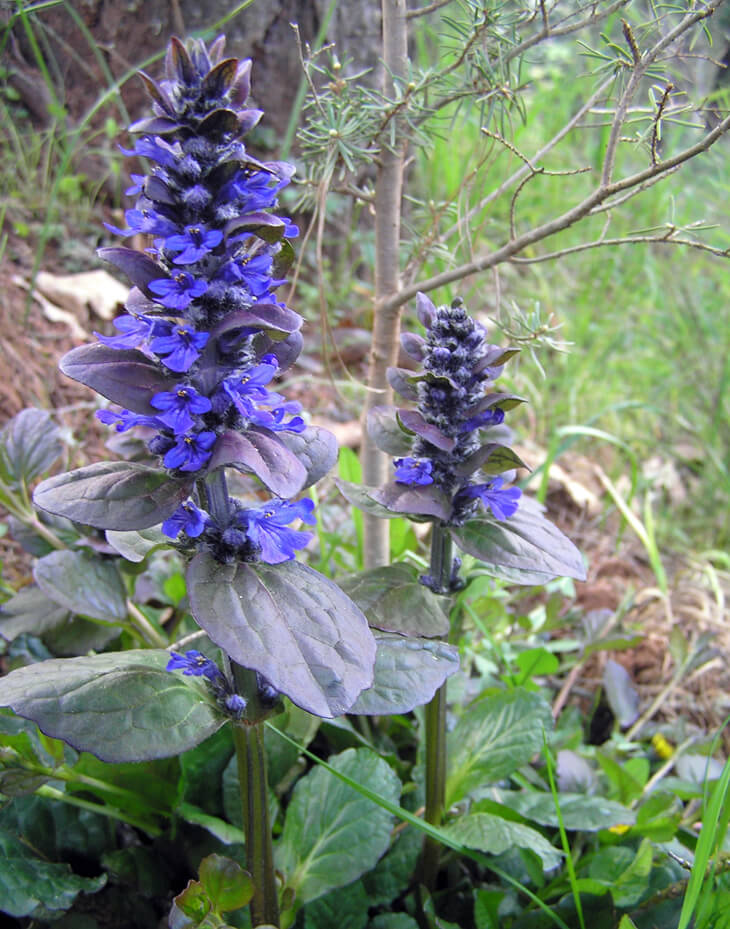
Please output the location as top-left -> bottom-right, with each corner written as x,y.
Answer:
186,555 -> 376,718
207,429 -> 306,498
33,461 -> 192,531
60,344 -> 177,414
397,409 -> 455,452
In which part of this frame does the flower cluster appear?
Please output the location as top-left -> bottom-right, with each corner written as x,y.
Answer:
366,293 -> 524,526
80,37 -> 332,564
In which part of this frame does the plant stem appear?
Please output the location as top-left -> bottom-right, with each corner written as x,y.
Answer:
126,599 -> 167,648
35,784 -> 162,835
420,522 -> 453,889
232,718 -> 279,927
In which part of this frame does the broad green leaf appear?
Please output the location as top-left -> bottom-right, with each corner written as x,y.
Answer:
0,827 -> 106,918
474,888 -> 504,929
187,554 -> 376,718
370,916 -> 420,929
106,526 -> 168,562
0,408 -> 63,486
514,647 -> 560,682
338,563 -> 448,637
198,853 -> 253,911
450,496 -> 586,583
492,790 -> 636,831
443,812 -> 563,870
0,585 -> 69,641
362,824 -> 421,908
33,550 -> 127,622
176,802 -> 246,845
588,840 -> 653,907
33,461 -> 193,531
276,747 -> 401,903
349,634 -> 460,715
302,880 -> 369,929
0,650 -> 226,763
446,689 -> 553,806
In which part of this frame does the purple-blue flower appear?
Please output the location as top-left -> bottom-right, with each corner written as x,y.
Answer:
104,208 -> 177,239
165,224 -> 224,264
95,314 -> 156,350
120,136 -> 178,167
96,408 -> 161,433
240,497 -> 316,564
394,457 -> 434,486
460,407 -> 505,434
161,501 -> 208,539
149,325 -> 209,372
222,254 -> 275,297
166,649 -> 222,681
149,272 -> 208,310
459,477 -> 522,521
163,430 -> 217,471
151,385 -> 212,433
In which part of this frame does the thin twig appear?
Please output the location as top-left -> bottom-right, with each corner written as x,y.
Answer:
509,233 -> 730,264
406,0 -> 450,19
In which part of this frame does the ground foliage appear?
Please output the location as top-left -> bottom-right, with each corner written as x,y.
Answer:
0,2 -> 729,929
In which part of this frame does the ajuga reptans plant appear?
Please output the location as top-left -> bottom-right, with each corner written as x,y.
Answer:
339,291 -> 586,886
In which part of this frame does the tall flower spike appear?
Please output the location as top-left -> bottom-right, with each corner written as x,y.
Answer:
45,35 -> 340,567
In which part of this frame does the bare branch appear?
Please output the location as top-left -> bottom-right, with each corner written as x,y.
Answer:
384,111 -> 730,314
509,232 -> 730,265
406,0 -> 450,19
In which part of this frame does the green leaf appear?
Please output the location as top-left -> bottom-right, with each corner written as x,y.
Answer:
370,917 -> 420,929
198,854 -> 253,912
186,554 -> 376,718
106,526 -> 168,562
450,496 -> 586,583
587,840 -> 653,907
0,827 -> 106,918
0,650 -> 226,762
176,802 -> 246,845
0,408 -> 63,486
493,790 -> 636,831
276,747 -> 401,903
302,880 -> 369,929
33,461 -> 193,531
446,689 -> 553,806
338,563 -> 448,637
33,550 -> 128,622
514,647 -> 560,682
361,824 -> 421,908
0,585 -> 69,641
349,633 -> 460,715
443,812 -> 563,870
474,888 -> 504,929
